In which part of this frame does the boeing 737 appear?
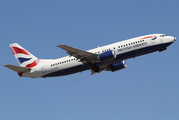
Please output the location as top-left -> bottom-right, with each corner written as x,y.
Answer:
4,34 -> 176,78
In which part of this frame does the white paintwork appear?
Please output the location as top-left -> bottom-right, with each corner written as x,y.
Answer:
4,34 -> 176,78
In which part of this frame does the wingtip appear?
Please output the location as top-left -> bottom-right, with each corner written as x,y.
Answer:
3,64 -> 9,67
56,44 -> 65,47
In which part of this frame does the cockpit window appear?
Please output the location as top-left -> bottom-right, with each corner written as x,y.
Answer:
160,34 -> 167,37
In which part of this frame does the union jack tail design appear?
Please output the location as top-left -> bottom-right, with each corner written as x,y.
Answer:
10,43 -> 39,68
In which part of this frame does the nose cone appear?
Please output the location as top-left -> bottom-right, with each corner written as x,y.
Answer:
174,37 -> 177,41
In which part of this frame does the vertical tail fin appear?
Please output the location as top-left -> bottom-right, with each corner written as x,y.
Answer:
10,43 -> 39,68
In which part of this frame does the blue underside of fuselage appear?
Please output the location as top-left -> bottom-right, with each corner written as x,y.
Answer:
42,42 -> 173,77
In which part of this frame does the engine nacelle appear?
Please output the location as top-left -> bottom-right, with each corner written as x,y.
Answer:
98,50 -> 116,62
107,60 -> 127,72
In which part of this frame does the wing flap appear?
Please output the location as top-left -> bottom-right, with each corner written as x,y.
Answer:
4,64 -> 30,73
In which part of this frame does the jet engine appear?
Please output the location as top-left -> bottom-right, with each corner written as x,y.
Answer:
97,50 -> 116,62
107,60 -> 127,72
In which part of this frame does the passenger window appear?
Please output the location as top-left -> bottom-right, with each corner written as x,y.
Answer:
118,46 -> 120,48
126,44 -> 128,46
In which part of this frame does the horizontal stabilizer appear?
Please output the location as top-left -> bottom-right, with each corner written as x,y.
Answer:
4,64 -> 30,73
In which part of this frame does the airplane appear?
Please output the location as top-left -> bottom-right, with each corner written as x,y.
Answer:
4,34 -> 176,78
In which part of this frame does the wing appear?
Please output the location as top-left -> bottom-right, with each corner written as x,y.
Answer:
57,44 -> 98,64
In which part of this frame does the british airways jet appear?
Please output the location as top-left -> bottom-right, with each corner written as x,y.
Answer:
4,34 -> 176,78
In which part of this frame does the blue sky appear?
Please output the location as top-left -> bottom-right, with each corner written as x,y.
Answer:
1,0 -> 179,120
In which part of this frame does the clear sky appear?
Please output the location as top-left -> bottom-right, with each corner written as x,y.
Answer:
1,0 -> 179,120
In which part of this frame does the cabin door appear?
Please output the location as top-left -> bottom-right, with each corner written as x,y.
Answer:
41,64 -> 46,73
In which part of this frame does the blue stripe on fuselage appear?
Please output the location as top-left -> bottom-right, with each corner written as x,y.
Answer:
43,64 -> 89,77
42,42 -> 173,78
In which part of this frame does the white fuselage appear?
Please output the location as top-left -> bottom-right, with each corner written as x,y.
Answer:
22,34 -> 176,78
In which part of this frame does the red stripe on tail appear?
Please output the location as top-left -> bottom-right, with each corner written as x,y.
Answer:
12,47 -> 30,55
25,59 -> 40,68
